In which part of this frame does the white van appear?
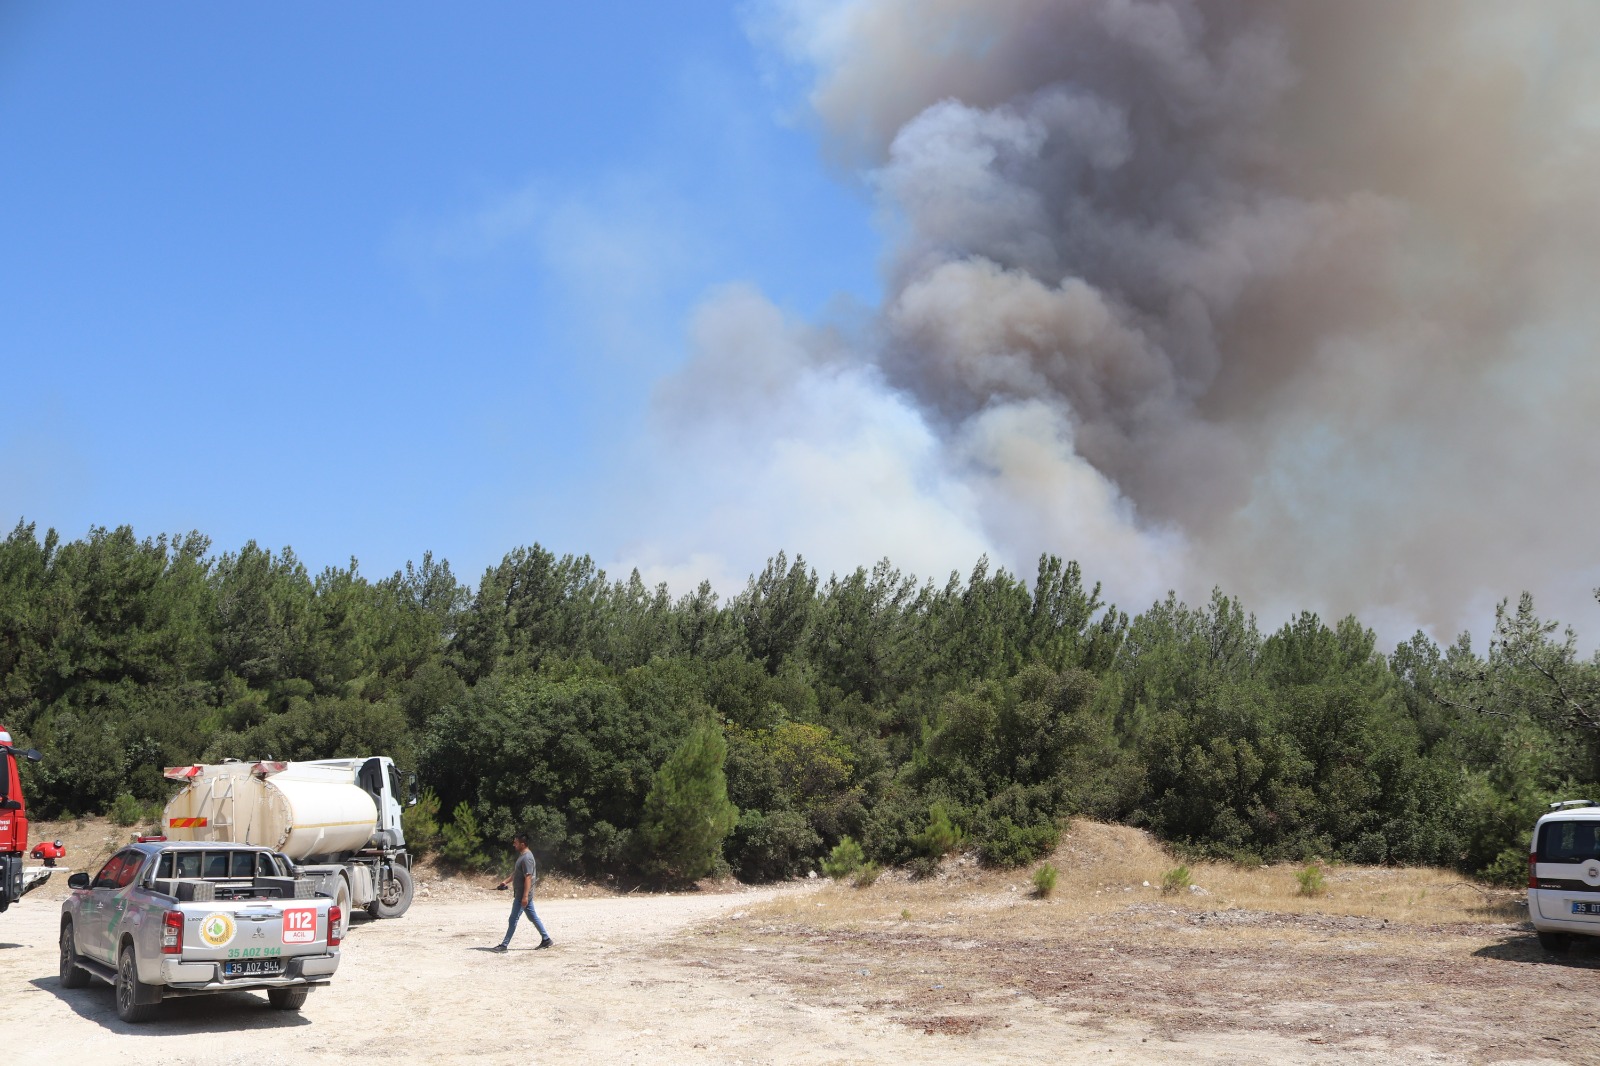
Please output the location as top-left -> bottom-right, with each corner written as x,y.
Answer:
1528,800 -> 1600,953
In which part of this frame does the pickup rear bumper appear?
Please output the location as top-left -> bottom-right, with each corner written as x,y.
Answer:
160,953 -> 339,994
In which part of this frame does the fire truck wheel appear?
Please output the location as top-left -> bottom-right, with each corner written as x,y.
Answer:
58,922 -> 89,989
115,944 -> 161,1023
268,986 -> 309,1011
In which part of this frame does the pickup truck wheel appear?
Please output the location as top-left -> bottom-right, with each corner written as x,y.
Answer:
115,944 -> 161,1023
267,986 -> 309,1011
369,863 -> 414,919
58,922 -> 89,989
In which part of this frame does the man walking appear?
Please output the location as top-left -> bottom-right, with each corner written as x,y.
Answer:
492,831 -> 553,952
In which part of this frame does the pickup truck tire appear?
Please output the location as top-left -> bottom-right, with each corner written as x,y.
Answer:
267,986 -> 309,1011
369,863 -> 414,919
58,922 -> 89,989
115,944 -> 161,1023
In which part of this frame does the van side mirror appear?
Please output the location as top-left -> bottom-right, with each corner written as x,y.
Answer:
68,872 -> 90,890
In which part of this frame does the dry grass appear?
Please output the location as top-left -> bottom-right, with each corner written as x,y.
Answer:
670,821 -> 1585,1062
751,820 -> 1522,933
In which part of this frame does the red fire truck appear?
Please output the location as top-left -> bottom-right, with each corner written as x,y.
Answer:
0,726 -> 62,910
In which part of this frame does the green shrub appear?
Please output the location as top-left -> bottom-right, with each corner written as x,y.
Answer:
729,809 -> 822,881
402,787 -> 443,854
907,854 -> 941,880
911,803 -> 964,859
1161,864 -> 1191,895
440,801 -> 489,869
1032,863 -> 1059,898
108,792 -> 146,827
636,722 -> 739,884
979,816 -> 1059,867
1295,863 -> 1326,897
821,835 -> 865,879
852,861 -> 881,888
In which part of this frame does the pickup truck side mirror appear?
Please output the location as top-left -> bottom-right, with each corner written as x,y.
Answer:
67,872 -> 90,890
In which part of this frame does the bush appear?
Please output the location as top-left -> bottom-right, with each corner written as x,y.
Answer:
108,792 -> 147,827
440,801 -> 489,869
821,835 -> 865,879
403,787 -> 443,854
1295,863 -> 1326,897
979,816 -> 1059,867
911,803 -> 964,859
1161,864 -> 1191,895
852,861 -> 882,888
636,722 -> 739,884
1032,863 -> 1059,898
729,809 -> 822,881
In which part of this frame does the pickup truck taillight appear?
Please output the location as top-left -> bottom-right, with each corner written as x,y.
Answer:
328,906 -> 342,948
162,910 -> 183,954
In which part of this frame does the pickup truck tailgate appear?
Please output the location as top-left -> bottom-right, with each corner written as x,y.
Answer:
181,902 -> 332,974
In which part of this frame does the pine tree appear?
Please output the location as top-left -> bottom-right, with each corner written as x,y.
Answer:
636,722 -> 738,883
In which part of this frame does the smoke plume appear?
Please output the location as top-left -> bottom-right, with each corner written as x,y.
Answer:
645,0 -> 1600,641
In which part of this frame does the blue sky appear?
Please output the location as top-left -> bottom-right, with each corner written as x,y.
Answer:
0,1 -> 878,584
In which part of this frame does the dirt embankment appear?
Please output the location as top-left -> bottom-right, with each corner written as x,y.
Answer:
2,819 -> 1592,1065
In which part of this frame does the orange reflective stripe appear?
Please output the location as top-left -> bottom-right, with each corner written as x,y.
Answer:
167,817 -> 208,828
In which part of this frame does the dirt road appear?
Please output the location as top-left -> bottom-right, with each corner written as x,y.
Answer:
1,877 -> 1579,1066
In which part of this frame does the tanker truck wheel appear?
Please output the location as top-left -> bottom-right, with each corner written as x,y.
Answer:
369,863 -> 414,919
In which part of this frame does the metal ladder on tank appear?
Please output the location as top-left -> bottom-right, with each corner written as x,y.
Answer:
200,774 -> 238,844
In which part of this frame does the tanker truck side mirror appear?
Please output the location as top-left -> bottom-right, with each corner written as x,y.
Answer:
406,772 -> 418,807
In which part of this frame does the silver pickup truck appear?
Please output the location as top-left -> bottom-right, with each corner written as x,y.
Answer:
59,840 -> 341,1022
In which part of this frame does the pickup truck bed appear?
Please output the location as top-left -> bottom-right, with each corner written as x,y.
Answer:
60,841 -> 341,1021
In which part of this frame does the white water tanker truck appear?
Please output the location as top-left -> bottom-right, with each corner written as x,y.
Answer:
160,757 -> 416,935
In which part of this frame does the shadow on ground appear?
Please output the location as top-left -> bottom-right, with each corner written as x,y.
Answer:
30,975 -> 315,1034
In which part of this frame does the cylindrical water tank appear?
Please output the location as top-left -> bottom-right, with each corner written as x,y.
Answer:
164,762 -> 378,860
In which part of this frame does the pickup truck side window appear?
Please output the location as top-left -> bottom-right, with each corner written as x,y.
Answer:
114,853 -> 144,888
155,853 -> 174,879
91,854 -> 127,890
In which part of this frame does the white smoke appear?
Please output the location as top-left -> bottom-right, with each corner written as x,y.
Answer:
631,0 -> 1600,643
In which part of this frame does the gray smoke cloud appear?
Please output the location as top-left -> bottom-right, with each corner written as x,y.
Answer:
641,0 -> 1600,643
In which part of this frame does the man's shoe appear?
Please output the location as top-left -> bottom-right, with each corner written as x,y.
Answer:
491,943 -> 509,953
536,939 -> 554,950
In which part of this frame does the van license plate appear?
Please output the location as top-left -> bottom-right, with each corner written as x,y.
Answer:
224,959 -> 285,977
1572,902 -> 1600,915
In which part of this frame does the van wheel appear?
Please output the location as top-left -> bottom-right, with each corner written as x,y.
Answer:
1538,931 -> 1573,954
268,986 -> 309,1010
59,922 -> 89,989
115,944 -> 161,1023
369,863 -> 414,919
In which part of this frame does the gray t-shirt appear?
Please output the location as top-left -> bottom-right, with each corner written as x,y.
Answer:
512,850 -> 537,896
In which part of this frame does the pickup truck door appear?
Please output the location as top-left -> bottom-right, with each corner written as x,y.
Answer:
79,850 -> 140,962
